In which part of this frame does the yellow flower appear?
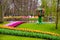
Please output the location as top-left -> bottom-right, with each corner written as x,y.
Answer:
0,25 -> 60,36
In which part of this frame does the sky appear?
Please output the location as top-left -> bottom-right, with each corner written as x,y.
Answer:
37,0 -> 42,7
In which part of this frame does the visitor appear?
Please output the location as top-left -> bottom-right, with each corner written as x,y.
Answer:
49,14 -> 53,22
38,10 -> 42,23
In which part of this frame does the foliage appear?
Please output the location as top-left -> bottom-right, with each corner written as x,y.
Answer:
29,18 -> 38,20
0,34 -> 45,40
4,17 -> 38,21
0,25 -> 60,36
41,0 -> 57,15
0,28 -> 60,40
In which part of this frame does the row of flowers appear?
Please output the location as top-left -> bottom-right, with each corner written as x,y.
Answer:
0,25 -> 60,37
5,21 -> 24,27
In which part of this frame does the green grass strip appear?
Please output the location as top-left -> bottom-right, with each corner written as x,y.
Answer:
0,28 -> 60,40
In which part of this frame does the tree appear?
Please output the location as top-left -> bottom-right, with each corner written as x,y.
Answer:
41,0 -> 57,15
56,0 -> 59,29
0,0 -> 3,23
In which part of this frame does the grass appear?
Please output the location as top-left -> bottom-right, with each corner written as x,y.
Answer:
0,22 -> 60,40
0,22 -> 8,25
0,34 -> 46,40
0,22 -> 60,34
17,23 -> 60,34
0,22 -> 46,40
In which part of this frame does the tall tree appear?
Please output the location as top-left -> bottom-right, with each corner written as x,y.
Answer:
56,0 -> 60,29
0,0 -> 3,23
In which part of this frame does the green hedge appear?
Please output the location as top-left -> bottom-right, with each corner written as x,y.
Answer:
4,18 -> 38,21
4,18 -> 21,21
29,18 -> 38,20
0,28 -> 60,40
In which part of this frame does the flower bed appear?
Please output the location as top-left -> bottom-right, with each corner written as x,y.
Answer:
5,21 -> 25,27
0,28 -> 60,40
0,26 -> 60,37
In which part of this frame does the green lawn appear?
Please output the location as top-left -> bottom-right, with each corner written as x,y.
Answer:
0,34 -> 46,40
17,23 -> 60,34
0,22 -> 46,40
0,22 -> 60,40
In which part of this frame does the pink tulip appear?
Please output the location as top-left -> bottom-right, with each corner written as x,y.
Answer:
5,21 -> 25,27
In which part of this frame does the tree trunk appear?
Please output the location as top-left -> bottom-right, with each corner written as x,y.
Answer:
0,0 -> 3,23
56,0 -> 59,29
